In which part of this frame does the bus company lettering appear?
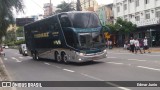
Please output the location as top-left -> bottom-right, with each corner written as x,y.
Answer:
12,82 -> 42,87
52,32 -> 59,35
34,32 -> 49,38
53,40 -> 61,45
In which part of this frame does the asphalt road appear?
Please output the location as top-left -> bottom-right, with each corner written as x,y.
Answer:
1,49 -> 160,90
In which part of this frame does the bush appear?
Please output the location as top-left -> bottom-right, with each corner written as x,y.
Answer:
14,39 -> 25,45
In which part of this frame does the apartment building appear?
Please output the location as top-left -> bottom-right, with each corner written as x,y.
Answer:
96,4 -> 114,26
80,0 -> 99,11
113,0 -> 160,47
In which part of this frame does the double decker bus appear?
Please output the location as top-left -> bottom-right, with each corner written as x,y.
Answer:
24,11 -> 107,63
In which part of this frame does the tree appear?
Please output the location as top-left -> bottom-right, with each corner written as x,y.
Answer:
114,18 -> 137,34
0,0 -> 24,43
56,1 -> 75,13
16,26 -> 24,37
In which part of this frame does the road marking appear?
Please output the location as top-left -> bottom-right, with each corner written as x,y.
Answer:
80,73 -> 103,81
106,62 -> 124,65
4,58 -> 8,60
106,82 -> 131,90
144,55 -> 160,57
137,66 -> 160,71
44,62 -> 50,65
80,73 -> 131,90
19,57 -> 23,59
11,57 -> 21,62
108,57 -> 117,59
63,69 -> 75,72
128,59 -> 146,62
54,66 -> 62,69
109,53 -> 131,55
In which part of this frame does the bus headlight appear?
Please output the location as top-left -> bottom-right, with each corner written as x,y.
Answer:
103,49 -> 107,53
79,53 -> 84,56
76,52 -> 85,56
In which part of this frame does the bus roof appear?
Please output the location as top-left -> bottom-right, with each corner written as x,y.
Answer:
24,11 -> 96,27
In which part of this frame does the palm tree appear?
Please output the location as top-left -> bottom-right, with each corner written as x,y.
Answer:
0,0 -> 24,43
56,1 -> 75,13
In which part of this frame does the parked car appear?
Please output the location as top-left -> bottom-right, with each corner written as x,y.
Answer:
4,45 -> 9,49
19,44 -> 28,56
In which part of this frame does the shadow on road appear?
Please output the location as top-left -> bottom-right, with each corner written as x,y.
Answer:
28,58 -> 104,66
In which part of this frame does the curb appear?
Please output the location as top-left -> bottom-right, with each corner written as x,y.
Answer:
0,57 -> 16,90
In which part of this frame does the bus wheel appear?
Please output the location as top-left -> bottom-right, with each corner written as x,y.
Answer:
55,52 -> 61,62
62,53 -> 68,64
32,52 -> 39,60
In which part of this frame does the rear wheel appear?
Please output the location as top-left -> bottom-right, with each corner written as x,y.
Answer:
55,52 -> 61,62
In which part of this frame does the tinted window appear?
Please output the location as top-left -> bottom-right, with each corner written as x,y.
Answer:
69,13 -> 101,28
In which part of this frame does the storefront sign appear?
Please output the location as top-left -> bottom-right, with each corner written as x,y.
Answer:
136,18 -> 160,27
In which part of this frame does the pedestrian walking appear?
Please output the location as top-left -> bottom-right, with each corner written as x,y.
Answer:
134,38 -> 143,54
143,37 -> 151,53
129,37 -> 135,53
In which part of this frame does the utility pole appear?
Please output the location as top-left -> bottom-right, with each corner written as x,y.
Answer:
89,0 -> 90,7
76,0 -> 82,11
49,0 -> 52,15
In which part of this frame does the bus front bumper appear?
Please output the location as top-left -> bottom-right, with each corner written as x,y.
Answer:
75,50 -> 107,63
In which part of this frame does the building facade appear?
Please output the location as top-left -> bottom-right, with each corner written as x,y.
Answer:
96,4 -> 114,26
113,0 -> 160,47
80,0 -> 99,11
43,3 -> 57,18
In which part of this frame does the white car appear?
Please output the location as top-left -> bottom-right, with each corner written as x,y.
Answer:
19,44 -> 28,56
5,46 -> 9,49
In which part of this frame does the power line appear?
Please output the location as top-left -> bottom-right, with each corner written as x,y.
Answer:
29,0 -> 44,10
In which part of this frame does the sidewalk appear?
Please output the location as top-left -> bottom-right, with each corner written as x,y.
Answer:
0,57 -> 13,90
107,47 -> 160,53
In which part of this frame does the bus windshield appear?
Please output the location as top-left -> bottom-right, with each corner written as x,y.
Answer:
69,12 -> 101,28
77,32 -> 105,49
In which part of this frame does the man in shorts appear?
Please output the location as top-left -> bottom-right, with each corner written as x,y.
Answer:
134,38 -> 143,54
143,37 -> 151,53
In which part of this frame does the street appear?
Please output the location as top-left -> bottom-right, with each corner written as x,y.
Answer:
1,49 -> 160,90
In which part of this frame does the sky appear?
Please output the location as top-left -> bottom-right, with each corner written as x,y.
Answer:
15,0 -> 113,18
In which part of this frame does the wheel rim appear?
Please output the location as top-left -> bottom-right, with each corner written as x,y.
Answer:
57,55 -> 61,62
63,55 -> 68,63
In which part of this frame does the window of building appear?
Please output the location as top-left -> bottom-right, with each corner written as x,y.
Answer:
135,0 -> 139,7
124,4 -> 127,10
117,6 -> 120,12
135,16 -> 140,21
130,0 -> 134,3
156,11 -> 160,17
145,11 -> 150,19
145,0 -> 149,4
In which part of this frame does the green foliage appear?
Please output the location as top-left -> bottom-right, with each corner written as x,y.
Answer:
0,0 -> 24,43
5,30 -> 16,42
114,18 -> 137,34
14,39 -> 25,45
16,26 -> 24,37
56,1 -> 75,13
105,18 -> 137,34
106,24 -> 117,34
3,39 -> 25,46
